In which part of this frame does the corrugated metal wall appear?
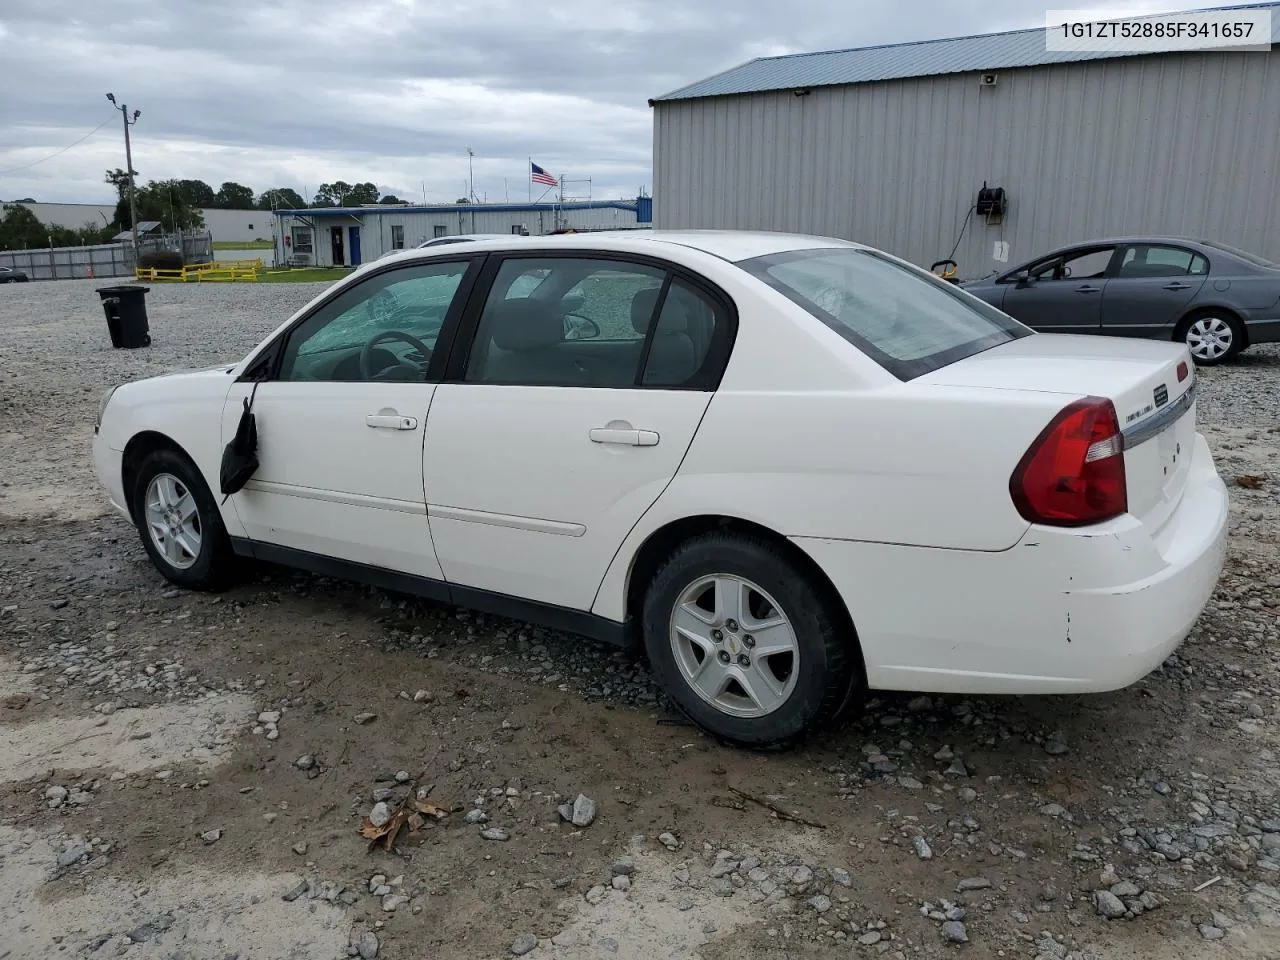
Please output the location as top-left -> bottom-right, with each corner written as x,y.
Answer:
653,50 -> 1280,273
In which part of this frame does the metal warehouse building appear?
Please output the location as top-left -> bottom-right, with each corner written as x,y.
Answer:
273,197 -> 652,267
651,3 -> 1280,274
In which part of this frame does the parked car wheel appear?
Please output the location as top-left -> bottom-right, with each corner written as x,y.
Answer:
130,449 -> 234,590
641,532 -> 859,747
1177,310 -> 1244,366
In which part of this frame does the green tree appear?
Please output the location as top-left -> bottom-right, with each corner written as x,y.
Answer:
175,179 -> 216,207
104,168 -> 132,202
112,180 -> 206,232
313,181 -> 381,207
378,194 -> 405,205
0,203 -> 49,250
348,182 -> 379,205
212,181 -> 255,209
257,187 -> 307,210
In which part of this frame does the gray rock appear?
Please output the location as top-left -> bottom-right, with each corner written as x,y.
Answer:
1036,937 -> 1068,960
945,906 -> 966,922
292,841 -> 308,856
808,894 -> 832,913
1040,885 -> 1059,902
858,931 -> 883,946
282,880 -> 310,902
481,827 -> 510,841
56,841 -> 89,868
585,884 -> 607,905
1110,881 -> 1141,898
353,712 -> 377,725
465,809 -> 489,824
945,759 -> 970,778
611,857 -> 635,876
941,920 -> 969,943
45,785 -> 68,801
381,894 -> 408,912
1043,732 -> 1069,755
598,938 -> 619,955
787,864 -> 813,885
956,877 -> 991,891
1039,803 -> 1067,818
1094,890 -> 1127,919
832,867 -> 852,886
612,875 -> 631,892
200,829 -> 222,844
1198,924 -> 1225,941
898,775 -> 924,789
510,933 -> 538,956
958,787 -> 978,803
677,897 -> 694,911
658,832 -> 680,850
913,836 -> 933,860
570,793 -> 597,827
369,803 -> 392,828
394,770 -> 410,783
127,914 -> 174,943
372,788 -> 394,803
295,755 -> 315,770
258,711 -> 281,724
356,932 -> 379,959
710,876 -> 734,897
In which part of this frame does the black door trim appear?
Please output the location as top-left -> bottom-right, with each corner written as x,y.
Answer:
230,537 -> 629,647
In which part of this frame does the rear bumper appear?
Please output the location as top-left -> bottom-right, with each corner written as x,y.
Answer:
795,432 -> 1229,694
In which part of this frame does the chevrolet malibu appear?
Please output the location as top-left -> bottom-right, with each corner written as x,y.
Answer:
93,231 -> 1229,746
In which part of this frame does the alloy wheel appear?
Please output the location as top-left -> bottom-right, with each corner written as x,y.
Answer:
144,473 -> 202,570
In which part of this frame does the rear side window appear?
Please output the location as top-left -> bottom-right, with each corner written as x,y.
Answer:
740,248 -> 1030,380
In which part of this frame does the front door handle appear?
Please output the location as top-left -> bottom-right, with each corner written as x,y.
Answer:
366,412 -> 418,430
1162,281 -> 1191,290
589,426 -> 659,446
1075,285 -> 1101,293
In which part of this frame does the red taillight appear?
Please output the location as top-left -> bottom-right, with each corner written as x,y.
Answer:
1177,361 -> 1189,382
1010,396 -> 1127,526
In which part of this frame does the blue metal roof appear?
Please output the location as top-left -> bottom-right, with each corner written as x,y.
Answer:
273,199 -> 640,217
652,2 -> 1280,102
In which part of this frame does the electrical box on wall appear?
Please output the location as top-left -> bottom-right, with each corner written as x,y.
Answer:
976,183 -> 1007,224
979,73 -> 998,86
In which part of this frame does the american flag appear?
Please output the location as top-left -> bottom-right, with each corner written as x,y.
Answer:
530,162 -> 558,187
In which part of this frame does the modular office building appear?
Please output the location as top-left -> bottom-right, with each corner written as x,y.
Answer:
273,197 -> 652,267
650,3 -> 1280,274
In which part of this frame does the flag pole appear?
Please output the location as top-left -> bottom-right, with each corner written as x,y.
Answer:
527,157 -> 531,203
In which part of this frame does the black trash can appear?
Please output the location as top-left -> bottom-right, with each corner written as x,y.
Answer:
97,285 -> 151,348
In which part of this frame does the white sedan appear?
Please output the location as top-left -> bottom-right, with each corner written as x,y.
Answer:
92,231 -> 1229,746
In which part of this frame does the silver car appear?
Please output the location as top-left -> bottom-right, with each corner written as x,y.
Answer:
961,237 -> 1280,365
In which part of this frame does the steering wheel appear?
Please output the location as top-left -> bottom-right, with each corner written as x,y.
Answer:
359,330 -> 433,380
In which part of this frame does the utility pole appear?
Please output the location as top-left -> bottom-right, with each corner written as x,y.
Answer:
467,148 -> 476,203
106,93 -> 141,266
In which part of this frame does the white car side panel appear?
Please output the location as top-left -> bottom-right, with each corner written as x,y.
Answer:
223,380 -> 443,579
423,384 -> 711,609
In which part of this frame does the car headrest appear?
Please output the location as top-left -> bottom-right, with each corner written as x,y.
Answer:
631,287 -> 688,335
488,298 -> 564,351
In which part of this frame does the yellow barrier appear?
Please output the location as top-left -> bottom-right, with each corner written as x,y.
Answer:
135,259 -> 264,282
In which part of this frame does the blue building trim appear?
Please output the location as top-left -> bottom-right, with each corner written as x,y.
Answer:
273,200 -> 641,217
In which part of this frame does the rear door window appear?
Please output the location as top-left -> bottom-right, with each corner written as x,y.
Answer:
740,248 -> 1030,380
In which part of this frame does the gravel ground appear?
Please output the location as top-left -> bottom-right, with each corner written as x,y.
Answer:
1,279 -> 1278,960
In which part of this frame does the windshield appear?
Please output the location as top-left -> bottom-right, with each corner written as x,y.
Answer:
740,248 -> 1030,380
1200,239 -> 1278,269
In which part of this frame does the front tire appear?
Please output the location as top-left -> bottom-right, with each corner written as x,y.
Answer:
641,532 -> 860,747
130,449 -> 234,590
1179,311 -> 1244,366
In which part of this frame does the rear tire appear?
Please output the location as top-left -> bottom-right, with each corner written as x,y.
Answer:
1178,310 -> 1244,366
129,448 -> 235,590
641,531 -> 860,747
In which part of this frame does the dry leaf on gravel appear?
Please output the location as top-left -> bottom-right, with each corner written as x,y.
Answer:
359,778 -> 449,852
1237,475 -> 1267,489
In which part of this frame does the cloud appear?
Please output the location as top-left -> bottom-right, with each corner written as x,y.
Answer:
0,0 -> 1184,204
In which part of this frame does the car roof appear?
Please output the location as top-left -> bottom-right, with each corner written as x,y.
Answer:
389,230 -> 860,265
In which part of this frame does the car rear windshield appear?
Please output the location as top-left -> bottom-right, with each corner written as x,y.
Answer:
739,248 -> 1030,380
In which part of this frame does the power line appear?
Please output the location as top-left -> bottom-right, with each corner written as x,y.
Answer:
0,117 -> 114,176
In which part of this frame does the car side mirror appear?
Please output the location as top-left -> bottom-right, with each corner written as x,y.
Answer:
564,316 -> 600,341
1013,272 -> 1033,288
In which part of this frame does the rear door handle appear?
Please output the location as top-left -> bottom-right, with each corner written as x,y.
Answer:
1162,282 -> 1191,290
366,413 -> 418,430
589,427 -> 659,446
1075,285 -> 1101,293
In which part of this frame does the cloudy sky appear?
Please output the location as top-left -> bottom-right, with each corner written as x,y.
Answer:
0,0 -> 1201,206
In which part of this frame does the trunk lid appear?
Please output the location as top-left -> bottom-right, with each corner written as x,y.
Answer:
918,333 -> 1197,530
